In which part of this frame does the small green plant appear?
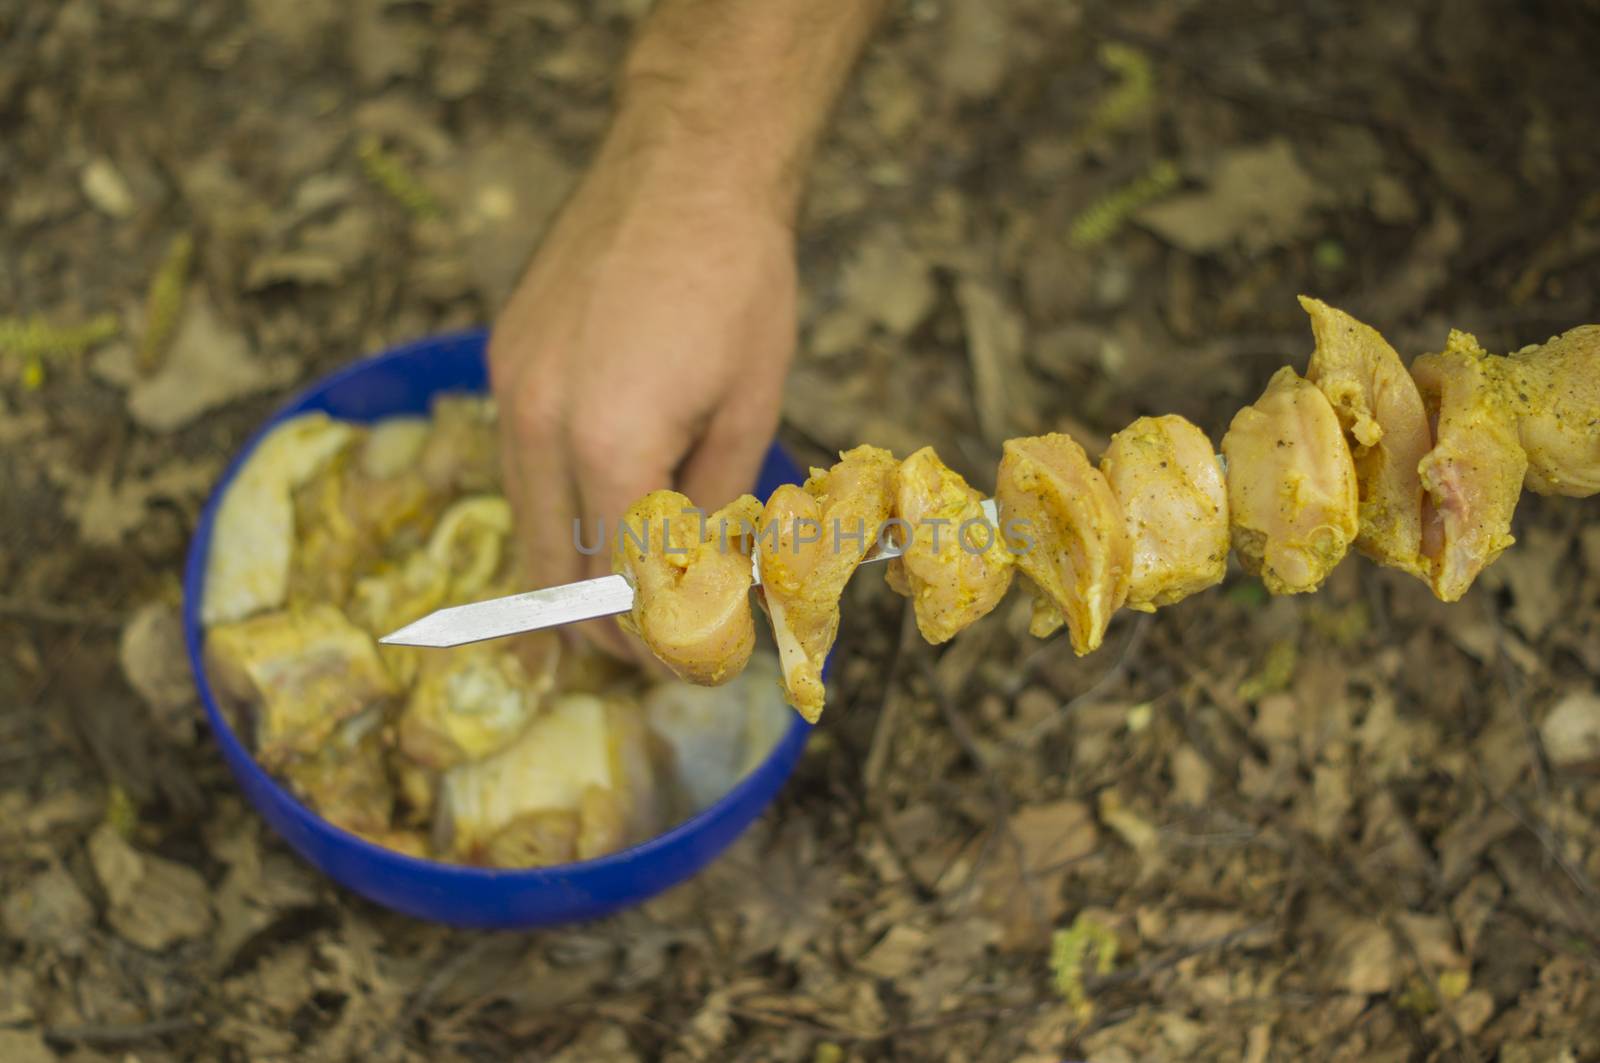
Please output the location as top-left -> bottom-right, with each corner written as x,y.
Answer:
1069,159 -> 1180,248
359,134 -> 442,220
1396,970 -> 1469,1015
0,313 -> 120,389
1085,42 -> 1155,138
140,232 -> 194,372
1051,912 -> 1118,1019
1225,581 -> 1268,608
105,783 -> 138,840
1237,638 -> 1298,701
1313,238 -> 1348,272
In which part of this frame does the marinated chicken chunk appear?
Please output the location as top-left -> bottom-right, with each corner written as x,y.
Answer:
885,447 -> 1014,643
433,694 -> 662,867
418,395 -> 501,495
995,433 -> 1132,654
1099,415 -> 1228,611
283,709 -> 393,836
204,603 -> 398,769
1301,296 -> 1433,580
1222,367 -> 1359,595
1502,324 -> 1600,498
1412,331 -> 1529,601
290,446 -> 436,605
426,496 -> 514,601
203,413 -> 354,625
757,445 -> 898,722
397,638 -> 559,770
614,490 -> 765,685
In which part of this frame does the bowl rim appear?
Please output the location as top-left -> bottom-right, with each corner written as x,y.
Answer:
182,328 -> 812,885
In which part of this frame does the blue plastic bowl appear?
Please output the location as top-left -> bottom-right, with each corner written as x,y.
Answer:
182,329 -> 814,928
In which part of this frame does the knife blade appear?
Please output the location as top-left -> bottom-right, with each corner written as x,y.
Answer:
378,498 -> 1000,648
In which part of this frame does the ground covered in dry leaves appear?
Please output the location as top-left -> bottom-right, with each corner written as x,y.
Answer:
4,1 -> 1600,1060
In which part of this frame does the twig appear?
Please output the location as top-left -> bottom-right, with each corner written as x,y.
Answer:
1007,613 -> 1152,748
1482,594 -> 1551,802
0,596 -> 125,628
1085,917 -> 1276,992
1377,907 -> 1483,1063
372,934 -> 509,1056
863,603 -> 921,793
728,1002 -> 1040,1043
917,654 -> 1034,916
45,1015 -> 203,1045
1495,791 -> 1600,908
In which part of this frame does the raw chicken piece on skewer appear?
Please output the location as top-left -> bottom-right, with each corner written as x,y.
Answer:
885,447 -> 1014,644
995,433 -> 1132,655
1222,367 -> 1360,595
1301,296 -> 1433,581
1502,324 -> 1600,498
757,445 -> 898,722
1412,331 -> 1529,602
376,297 -> 1600,727
1099,414 -> 1229,612
612,490 -> 765,686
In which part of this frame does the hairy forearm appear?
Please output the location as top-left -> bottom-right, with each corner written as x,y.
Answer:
603,0 -> 892,219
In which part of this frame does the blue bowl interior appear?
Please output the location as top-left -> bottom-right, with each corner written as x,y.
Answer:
182,329 -> 814,928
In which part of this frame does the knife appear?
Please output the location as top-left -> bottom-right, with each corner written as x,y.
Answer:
378,499 -> 1003,648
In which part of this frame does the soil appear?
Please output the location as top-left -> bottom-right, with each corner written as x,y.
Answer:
3,1 -> 1600,1060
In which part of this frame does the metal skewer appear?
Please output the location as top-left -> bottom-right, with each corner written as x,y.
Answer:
382,451 -> 1230,650
379,501 -> 1001,648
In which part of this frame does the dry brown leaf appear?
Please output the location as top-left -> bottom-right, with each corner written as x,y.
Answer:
208,816 -> 323,967
62,459 -> 217,548
861,56 -> 923,141
81,157 -> 137,218
1170,745 -> 1214,805
1394,911 -> 1466,973
1098,789 -> 1163,873
89,823 -> 214,951
1137,139 -> 1331,253
1,864 -> 94,955
0,966 -> 37,1025
437,128 -> 576,308
246,208 -> 377,289
975,799 -> 1099,948
550,1025 -> 641,1063
1320,914 -> 1397,995
940,0 -> 1011,99
247,0 -> 338,49
841,228 -> 936,336
856,923 -> 929,979
957,277 -> 1034,446
119,601 -> 199,744
125,294 -> 296,432
0,1031 -> 53,1063
348,0 -> 427,89
1540,690 -> 1600,772
1482,526 -> 1567,640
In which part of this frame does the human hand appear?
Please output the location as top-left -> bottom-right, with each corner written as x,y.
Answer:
488,118 -> 798,662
